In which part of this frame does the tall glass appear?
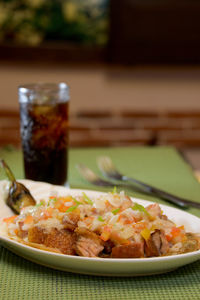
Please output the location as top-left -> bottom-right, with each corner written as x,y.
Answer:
18,83 -> 69,185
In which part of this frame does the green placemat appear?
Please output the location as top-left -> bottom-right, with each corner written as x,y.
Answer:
0,146 -> 200,300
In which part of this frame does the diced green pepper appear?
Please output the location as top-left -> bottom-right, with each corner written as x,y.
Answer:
131,203 -> 150,216
112,208 -> 120,215
112,186 -> 117,194
66,204 -> 79,213
82,192 -> 93,205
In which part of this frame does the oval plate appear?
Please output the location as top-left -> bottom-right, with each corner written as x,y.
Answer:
0,179 -> 200,277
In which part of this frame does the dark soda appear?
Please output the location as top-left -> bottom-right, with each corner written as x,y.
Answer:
20,101 -> 69,185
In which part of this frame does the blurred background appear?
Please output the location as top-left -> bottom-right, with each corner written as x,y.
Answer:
1,0 -> 200,169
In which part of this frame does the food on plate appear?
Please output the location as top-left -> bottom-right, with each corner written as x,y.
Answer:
0,160 -> 36,214
2,188 -> 200,258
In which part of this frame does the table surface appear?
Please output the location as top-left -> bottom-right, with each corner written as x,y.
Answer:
1,146 -> 200,300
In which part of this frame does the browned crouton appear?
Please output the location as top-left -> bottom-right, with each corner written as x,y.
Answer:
28,226 -> 76,255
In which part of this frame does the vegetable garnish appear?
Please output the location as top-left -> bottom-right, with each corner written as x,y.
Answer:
48,197 -> 58,206
66,204 -> 79,213
72,197 -> 82,205
98,216 -> 105,222
49,197 -> 58,201
36,200 -> 45,207
82,192 -> 93,205
112,186 -> 117,194
132,203 -> 150,216
112,208 -> 120,215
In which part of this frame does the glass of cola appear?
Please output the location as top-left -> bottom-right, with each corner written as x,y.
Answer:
18,82 -> 70,186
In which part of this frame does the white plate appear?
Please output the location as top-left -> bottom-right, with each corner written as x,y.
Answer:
0,179 -> 200,277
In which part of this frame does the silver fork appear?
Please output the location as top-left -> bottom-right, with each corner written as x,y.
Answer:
77,163 -> 112,187
97,156 -> 200,209
76,163 -> 190,209
76,163 -> 156,195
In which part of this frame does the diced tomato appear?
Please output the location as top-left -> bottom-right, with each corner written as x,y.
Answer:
54,197 -> 75,212
56,202 -> 70,212
171,226 -> 181,237
59,203 -> 69,213
24,215 -> 34,224
118,215 -> 123,222
123,219 -> 133,225
167,226 -> 185,242
165,234 -> 172,242
3,215 -> 17,224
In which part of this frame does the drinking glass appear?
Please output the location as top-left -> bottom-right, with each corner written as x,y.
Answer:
18,82 -> 70,185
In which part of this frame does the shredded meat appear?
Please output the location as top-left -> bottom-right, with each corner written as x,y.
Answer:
111,242 -> 144,258
145,229 -> 169,257
74,228 -> 104,257
28,226 -> 76,255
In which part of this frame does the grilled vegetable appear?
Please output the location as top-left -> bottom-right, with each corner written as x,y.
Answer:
0,159 -> 36,214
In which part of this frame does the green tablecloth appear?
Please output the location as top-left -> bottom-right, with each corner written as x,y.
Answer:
0,146 -> 200,300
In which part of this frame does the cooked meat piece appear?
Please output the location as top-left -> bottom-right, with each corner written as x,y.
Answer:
62,212 -> 80,231
155,230 -> 169,254
160,215 -> 169,221
145,229 -> 169,257
111,242 -> 144,258
103,240 -> 115,254
28,226 -> 76,255
74,228 -> 104,257
146,203 -> 162,218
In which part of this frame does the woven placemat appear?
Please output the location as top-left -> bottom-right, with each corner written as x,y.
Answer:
1,245 -> 200,300
0,146 -> 200,300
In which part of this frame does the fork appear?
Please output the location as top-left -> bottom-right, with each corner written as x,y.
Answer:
97,156 -> 200,209
76,163 -> 190,209
76,163 -> 157,196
